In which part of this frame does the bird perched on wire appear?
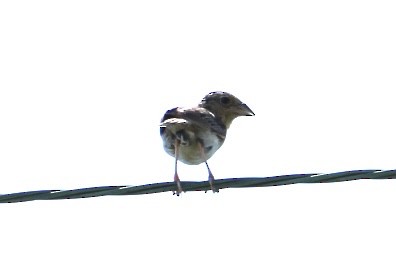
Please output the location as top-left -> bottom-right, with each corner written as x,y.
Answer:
160,91 -> 255,195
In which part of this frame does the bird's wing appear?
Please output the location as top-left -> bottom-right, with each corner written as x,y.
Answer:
159,117 -> 188,130
178,107 -> 227,139
160,107 -> 226,139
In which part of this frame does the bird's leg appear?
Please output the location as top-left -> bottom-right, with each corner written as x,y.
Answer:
205,161 -> 219,193
173,139 -> 183,195
199,143 -> 219,193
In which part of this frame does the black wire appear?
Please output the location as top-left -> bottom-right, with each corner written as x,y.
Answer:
1,169 -> 395,203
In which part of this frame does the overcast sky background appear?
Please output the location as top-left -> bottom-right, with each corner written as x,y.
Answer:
1,1 -> 396,263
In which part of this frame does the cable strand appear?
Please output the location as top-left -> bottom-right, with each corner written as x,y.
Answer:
1,169 -> 395,203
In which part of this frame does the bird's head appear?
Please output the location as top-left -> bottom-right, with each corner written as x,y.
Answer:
199,91 -> 255,128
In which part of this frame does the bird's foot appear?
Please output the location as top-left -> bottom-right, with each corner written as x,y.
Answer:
208,174 -> 219,193
173,173 -> 183,196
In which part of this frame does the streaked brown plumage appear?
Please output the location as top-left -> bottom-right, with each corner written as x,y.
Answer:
160,91 -> 254,195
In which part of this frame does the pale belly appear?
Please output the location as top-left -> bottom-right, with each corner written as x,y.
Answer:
163,131 -> 224,165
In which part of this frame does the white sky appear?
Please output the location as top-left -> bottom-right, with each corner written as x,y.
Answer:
1,0 -> 396,263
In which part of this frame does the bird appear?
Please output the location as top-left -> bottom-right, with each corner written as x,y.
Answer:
160,91 -> 255,195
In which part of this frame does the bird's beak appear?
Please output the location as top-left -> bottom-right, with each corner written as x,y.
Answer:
237,103 -> 255,116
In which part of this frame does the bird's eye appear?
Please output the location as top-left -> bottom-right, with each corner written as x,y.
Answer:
220,96 -> 230,105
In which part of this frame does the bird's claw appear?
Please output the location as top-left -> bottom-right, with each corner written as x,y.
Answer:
208,174 -> 219,193
173,179 -> 183,196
